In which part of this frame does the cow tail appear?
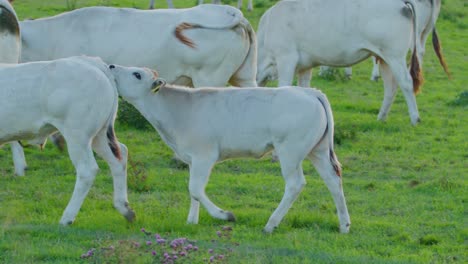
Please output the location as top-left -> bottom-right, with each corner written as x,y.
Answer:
404,0 -> 423,94
231,17 -> 258,86
315,90 -> 342,177
175,22 -> 198,49
432,27 -> 451,78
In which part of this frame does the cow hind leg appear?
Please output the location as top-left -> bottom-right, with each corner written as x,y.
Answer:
297,68 -> 312,87
264,146 -> 306,233
10,141 -> 27,176
382,58 -> 420,125
276,55 -> 298,86
377,61 -> 398,122
370,56 -> 381,81
92,125 -> 135,222
308,149 -> 350,233
59,136 -> 99,225
187,157 -> 235,224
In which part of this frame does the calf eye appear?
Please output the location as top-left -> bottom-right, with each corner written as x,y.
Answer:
133,72 -> 141,80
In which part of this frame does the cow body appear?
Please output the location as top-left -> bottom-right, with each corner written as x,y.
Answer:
0,56 -> 135,225
320,0 -> 445,82
110,65 -> 351,233
20,4 -> 257,87
257,0 -> 423,125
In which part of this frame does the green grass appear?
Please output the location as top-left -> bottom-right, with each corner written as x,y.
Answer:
1,0 -> 467,263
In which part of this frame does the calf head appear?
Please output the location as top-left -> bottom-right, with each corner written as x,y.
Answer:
109,64 -> 164,100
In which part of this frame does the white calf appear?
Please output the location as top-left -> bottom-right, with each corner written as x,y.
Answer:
109,65 -> 351,233
257,0 -> 424,125
0,57 -> 135,225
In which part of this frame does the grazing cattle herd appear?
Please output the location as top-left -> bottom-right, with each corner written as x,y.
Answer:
0,0 -> 449,233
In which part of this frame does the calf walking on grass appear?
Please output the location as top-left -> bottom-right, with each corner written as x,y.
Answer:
110,64 -> 351,233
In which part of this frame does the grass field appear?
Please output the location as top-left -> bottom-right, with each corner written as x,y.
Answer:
1,0 -> 467,263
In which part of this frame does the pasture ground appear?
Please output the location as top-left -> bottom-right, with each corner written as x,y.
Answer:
1,0 -> 466,263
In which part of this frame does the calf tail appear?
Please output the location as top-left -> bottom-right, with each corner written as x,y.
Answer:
315,91 -> 342,177
406,0 -> 424,94
432,27 -> 451,78
106,124 -> 121,160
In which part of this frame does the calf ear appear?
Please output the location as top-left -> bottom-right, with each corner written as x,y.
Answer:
151,78 -> 166,93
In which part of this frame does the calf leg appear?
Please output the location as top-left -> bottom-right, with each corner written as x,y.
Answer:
59,137 -> 99,225
187,197 -> 200,224
187,158 -> 235,224
264,151 -> 306,233
10,141 -> 27,176
92,127 -> 135,222
309,151 -> 350,233
377,61 -> 398,122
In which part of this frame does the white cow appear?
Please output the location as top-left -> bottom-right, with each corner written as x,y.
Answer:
109,64 -> 351,233
320,0 -> 448,82
0,0 -> 28,176
0,56 -> 136,225
257,0 -> 424,125
148,0 -> 253,11
20,4 -> 257,87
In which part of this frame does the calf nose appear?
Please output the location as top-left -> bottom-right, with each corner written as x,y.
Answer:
109,64 -> 115,69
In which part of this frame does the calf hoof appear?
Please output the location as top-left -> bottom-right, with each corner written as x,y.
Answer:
340,223 -> 351,234
411,117 -> 421,126
263,226 -> 276,234
124,209 -> 136,222
59,218 -> 74,226
226,212 -> 236,222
